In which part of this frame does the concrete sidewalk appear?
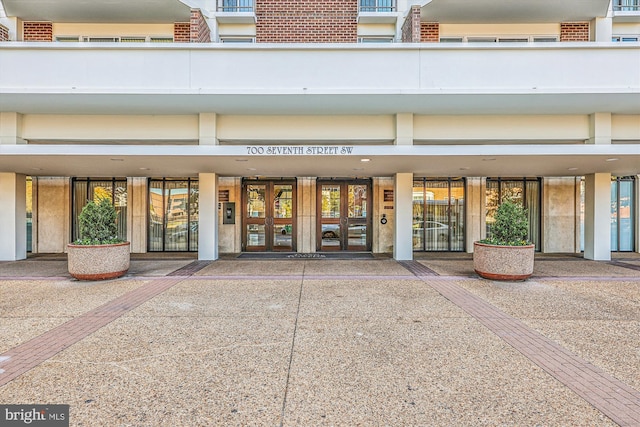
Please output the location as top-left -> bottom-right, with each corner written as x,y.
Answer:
0,255 -> 639,426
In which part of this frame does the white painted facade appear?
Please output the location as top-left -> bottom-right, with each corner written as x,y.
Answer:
0,0 -> 639,261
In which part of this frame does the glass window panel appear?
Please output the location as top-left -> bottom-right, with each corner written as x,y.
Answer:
165,181 -> 189,251
412,182 -> 424,250
611,180 -> 619,252
149,181 -> 164,251
450,180 -> 465,251
321,224 -> 341,247
189,181 -> 199,251
348,224 -> 367,246
425,181 -> 449,251
26,177 -> 32,252
321,185 -> 341,218
485,180 -> 499,238
247,224 -> 265,247
247,185 -> 266,218
619,180 -> 634,251
348,185 -> 367,218
273,185 -> 293,218
273,224 -> 293,247
73,179 -> 127,242
525,180 -> 540,251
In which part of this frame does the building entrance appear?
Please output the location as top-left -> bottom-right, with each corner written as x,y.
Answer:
317,180 -> 371,251
242,180 -> 296,252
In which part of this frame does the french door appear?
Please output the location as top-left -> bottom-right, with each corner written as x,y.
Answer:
317,180 -> 371,251
243,180 -> 296,252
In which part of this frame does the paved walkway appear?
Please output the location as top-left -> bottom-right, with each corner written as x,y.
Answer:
0,255 -> 639,425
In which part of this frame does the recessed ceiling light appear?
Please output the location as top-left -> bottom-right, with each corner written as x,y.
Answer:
235,159 -> 248,162
360,158 -> 371,162
567,167 -> 578,171
247,167 -> 257,171
31,167 -> 42,171
352,168 -> 364,171
139,167 -> 150,171
482,158 -> 496,161
110,158 -> 124,161
459,167 -> 470,170
606,158 -> 619,162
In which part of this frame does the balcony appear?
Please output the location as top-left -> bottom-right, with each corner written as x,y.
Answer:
215,0 -> 255,24
358,0 -> 397,24
612,0 -> 640,21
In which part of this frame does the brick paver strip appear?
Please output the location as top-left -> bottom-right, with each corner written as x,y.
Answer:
167,260 -> 212,276
425,277 -> 640,427
0,277 -> 183,387
398,260 -> 439,276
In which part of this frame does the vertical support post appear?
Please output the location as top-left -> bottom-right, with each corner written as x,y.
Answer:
198,173 -> 219,260
584,173 -> 611,260
394,172 -> 413,260
0,173 -> 27,260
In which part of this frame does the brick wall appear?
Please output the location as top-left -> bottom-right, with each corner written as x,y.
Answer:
255,0 -> 357,43
560,22 -> 589,42
190,9 -> 211,42
23,22 -> 53,42
401,5 -> 421,43
420,22 -> 439,42
174,22 -> 190,42
0,24 -> 8,41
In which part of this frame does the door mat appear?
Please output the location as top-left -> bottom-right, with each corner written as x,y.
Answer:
237,252 -> 374,259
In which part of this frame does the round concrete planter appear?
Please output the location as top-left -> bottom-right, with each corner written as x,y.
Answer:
67,242 -> 130,280
473,242 -> 535,281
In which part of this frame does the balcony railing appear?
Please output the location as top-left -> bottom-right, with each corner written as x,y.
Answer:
612,0 -> 640,11
359,0 -> 396,13
218,0 -> 254,13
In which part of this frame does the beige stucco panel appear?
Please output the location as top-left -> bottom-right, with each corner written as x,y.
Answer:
612,115 -> 640,141
357,23 -> 396,37
373,177 -> 394,253
218,177 -> 241,253
22,115 -> 199,142
414,115 -> 590,142
612,22 -> 640,35
52,23 -> 175,38
217,115 -> 396,142
543,177 -> 578,253
440,23 -> 561,38
217,24 -> 256,37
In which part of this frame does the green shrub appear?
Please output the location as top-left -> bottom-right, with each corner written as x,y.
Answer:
75,198 -> 124,245
480,199 -> 530,246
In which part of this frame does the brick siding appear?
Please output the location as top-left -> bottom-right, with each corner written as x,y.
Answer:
190,9 -> 211,43
23,21 -> 53,42
560,22 -> 589,42
0,24 -> 9,41
255,0 -> 357,43
174,22 -> 190,42
401,5 -> 421,43
420,22 -> 439,42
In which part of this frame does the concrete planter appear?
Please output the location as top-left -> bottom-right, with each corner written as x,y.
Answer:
473,242 -> 535,281
67,242 -> 130,280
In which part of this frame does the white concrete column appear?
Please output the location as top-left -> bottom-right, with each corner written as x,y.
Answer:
393,172 -> 413,260
584,173 -> 611,260
587,113 -> 612,145
198,172 -> 219,260
465,177 -> 483,253
129,177 -> 148,253
0,173 -> 27,260
395,113 -> 414,145
0,112 -> 26,145
591,3 -> 612,42
199,113 -> 218,145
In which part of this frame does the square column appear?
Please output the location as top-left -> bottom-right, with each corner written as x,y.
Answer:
584,173 -> 611,260
0,173 -> 27,260
393,172 -> 413,260
198,173 -> 219,260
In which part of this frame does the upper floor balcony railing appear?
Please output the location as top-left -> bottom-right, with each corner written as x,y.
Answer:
359,0 -> 396,13
218,0 -> 254,13
612,0 -> 640,11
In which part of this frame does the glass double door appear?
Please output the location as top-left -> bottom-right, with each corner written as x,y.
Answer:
243,180 -> 296,252
317,180 -> 371,251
